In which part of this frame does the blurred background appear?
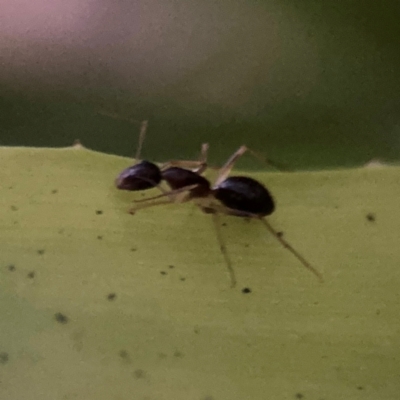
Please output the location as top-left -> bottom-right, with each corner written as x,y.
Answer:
0,0 -> 399,169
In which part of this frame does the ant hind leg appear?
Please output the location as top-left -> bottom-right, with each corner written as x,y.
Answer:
198,203 -> 323,283
259,218 -> 324,282
214,145 -> 289,186
207,209 -> 237,288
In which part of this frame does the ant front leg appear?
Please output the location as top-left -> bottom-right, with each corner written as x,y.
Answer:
128,199 -> 176,215
134,184 -> 199,204
129,184 -> 199,215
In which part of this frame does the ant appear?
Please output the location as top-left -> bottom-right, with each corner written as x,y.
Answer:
132,146 -> 323,287
114,119 -> 323,287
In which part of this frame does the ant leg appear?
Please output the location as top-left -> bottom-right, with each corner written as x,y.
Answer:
214,146 -> 248,186
198,203 -> 323,282
128,199 -> 175,215
129,185 -> 200,213
244,147 -> 289,172
160,143 -> 209,174
192,201 -> 237,287
259,218 -> 323,282
214,145 -> 288,187
210,211 -> 237,288
134,184 -> 199,203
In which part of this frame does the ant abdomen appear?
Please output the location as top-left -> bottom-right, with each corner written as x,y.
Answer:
162,167 -> 211,198
213,176 -> 275,216
116,160 -> 162,191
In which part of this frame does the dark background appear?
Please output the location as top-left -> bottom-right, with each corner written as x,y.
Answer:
1,0 -> 399,169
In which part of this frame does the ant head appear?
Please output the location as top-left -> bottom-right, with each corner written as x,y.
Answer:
115,160 -> 162,191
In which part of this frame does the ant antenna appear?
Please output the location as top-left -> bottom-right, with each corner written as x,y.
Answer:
96,109 -> 148,162
259,218 -> 323,282
135,120 -> 148,161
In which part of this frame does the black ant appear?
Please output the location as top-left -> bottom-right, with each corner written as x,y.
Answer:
114,119 -> 323,287
113,117 -> 284,197
132,145 -> 323,287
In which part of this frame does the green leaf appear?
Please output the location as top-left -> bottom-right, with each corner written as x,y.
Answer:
1,146 -> 399,400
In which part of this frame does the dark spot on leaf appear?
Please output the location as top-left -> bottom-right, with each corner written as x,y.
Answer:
366,213 -> 375,222
180,277 -> 186,281
37,249 -> 45,255
244,243 -> 250,248
54,313 -> 68,324
119,350 -> 129,359
95,210 -> 103,215
194,326 -> 200,334
160,271 -> 167,275
357,386 -> 364,390
134,369 -> 146,379
97,235 -> 103,240
27,271 -> 35,279
130,247 -> 137,252
51,189 -> 58,194
277,231 -> 284,237
295,394 -> 304,399
7,264 -> 16,272
242,287 -> 252,294
107,293 -> 116,301
222,223 -> 227,227
0,352 -> 9,364
173,350 -> 183,358
376,309 -> 380,315
10,205 -> 18,211
168,265 -> 175,269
